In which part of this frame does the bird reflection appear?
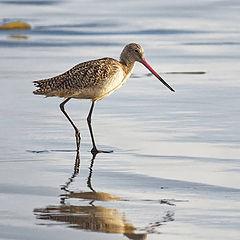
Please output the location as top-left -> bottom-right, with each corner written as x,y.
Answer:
60,152 -> 121,204
33,151 -> 147,239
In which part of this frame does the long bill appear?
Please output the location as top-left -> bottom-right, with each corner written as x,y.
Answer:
141,58 -> 175,92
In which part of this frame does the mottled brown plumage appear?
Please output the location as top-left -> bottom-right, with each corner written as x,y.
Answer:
33,43 -> 174,153
33,57 -> 124,100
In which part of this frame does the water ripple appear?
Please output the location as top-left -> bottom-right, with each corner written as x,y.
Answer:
1,0 -> 59,5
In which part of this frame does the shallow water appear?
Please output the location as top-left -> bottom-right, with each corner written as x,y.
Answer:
0,0 -> 240,239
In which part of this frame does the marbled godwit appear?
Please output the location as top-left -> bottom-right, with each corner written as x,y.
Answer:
33,43 -> 174,153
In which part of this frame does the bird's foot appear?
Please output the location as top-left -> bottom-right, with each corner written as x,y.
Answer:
91,147 -> 113,155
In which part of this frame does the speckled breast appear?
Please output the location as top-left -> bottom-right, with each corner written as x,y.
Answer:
72,66 -> 132,101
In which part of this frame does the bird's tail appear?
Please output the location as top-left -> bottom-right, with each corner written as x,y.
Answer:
33,79 -> 51,95
33,77 -> 63,97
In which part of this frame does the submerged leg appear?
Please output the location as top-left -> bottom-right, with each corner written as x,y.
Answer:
60,98 -> 80,151
87,100 -> 112,154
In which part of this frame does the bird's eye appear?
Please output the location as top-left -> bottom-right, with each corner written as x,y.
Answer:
134,49 -> 139,53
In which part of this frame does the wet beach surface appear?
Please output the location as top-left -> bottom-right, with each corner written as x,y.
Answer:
0,0 -> 240,239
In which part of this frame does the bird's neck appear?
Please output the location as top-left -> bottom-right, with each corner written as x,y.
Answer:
119,57 -> 135,75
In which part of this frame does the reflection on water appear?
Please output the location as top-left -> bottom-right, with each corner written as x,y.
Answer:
34,204 -> 148,240
34,151 -> 174,239
60,151 -> 120,202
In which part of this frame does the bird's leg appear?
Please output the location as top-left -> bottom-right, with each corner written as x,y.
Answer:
87,101 -> 99,154
60,98 -> 81,151
87,101 -> 113,154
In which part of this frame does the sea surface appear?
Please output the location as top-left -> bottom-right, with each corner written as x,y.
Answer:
0,0 -> 240,239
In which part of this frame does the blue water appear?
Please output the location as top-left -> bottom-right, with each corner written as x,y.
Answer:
0,0 -> 240,239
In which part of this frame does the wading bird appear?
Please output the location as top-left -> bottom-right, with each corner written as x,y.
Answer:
33,43 -> 174,153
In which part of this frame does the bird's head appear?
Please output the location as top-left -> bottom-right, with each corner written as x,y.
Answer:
120,43 -> 144,63
120,43 -> 175,92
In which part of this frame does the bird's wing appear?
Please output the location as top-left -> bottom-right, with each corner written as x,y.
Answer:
33,58 -> 122,97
